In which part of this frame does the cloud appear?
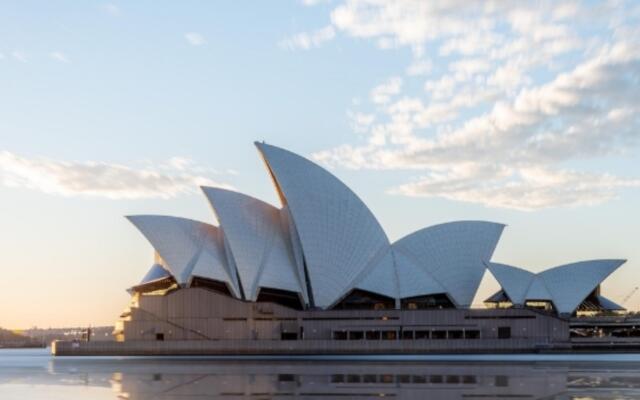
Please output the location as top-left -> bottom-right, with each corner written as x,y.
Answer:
300,0 -> 640,210
391,165 -> 640,211
406,59 -> 432,76
301,0 -> 331,5
185,32 -> 206,46
102,3 -> 120,16
0,152 -> 233,200
279,26 -> 335,50
50,51 -> 70,63
370,76 -> 402,104
12,51 -> 27,63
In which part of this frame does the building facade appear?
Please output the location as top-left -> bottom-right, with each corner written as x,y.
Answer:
106,142 -> 626,353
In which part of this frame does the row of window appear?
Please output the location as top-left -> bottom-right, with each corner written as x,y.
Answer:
332,329 -> 481,341
330,374 -> 510,387
329,374 -> 508,386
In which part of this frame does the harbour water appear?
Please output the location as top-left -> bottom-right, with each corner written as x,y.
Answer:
2,348 -> 640,399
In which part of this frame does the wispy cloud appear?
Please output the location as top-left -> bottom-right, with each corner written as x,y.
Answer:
184,32 -> 206,46
12,51 -> 27,63
0,152 -> 234,200
300,0 -> 640,211
370,76 -> 402,105
102,3 -> 120,16
279,25 -> 335,50
301,0 -> 331,5
391,165 -> 640,212
50,51 -> 70,63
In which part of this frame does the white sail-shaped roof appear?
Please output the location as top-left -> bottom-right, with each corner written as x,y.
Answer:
255,142 -> 390,308
393,250 -> 448,299
487,259 -> 626,314
126,215 -> 240,297
201,187 -> 307,302
138,263 -> 172,285
523,277 -> 553,301
486,262 -> 535,305
540,260 -> 626,314
596,295 -> 625,311
392,221 -> 505,307
349,248 -> 399,300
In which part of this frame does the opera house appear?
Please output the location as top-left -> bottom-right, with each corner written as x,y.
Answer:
54,142 -> 630,355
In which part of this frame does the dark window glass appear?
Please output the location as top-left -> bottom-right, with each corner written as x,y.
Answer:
333,331 -> 347,340
190,277 -> 231,296
278,374 -> 295,382
281,332 -> 297,340
366,330 -> 381,340
432,330 -> 447,339
462,375 -> 477,384
363,374 -> 377,383
401,293 -> 455,309
401,330 -> 414,340
333,289 -> 395,310
465,330 -> 480,339
448,330 -> 463,339
498,327 -> 511,339
257,287 -> 303,310
349,331 -> 364,340
415,330 -> 430,339
382,330 -> 397,340
379,375 -> 394,384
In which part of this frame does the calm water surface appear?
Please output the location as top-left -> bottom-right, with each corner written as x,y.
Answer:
2,348 -> 640,399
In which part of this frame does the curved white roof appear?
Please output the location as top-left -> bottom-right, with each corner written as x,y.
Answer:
487,259 -> 626,314
393,250 -> 447,299
138,263 -> 172,285
255,142 -> 390,308
349,247 -> 399,300
126,215 -> 240,297
393,221 -> 505,307
540,259 -> 625,314
201,187 -> 307,302
486,262 -> 535,305
597,295 -> 625,311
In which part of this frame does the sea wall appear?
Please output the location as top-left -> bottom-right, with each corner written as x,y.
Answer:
52,338 -> 568,356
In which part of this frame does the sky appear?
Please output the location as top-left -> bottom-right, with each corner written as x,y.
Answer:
1,1 -> 639,329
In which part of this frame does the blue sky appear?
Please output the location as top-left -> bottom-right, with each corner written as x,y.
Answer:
1,1 -> 639,328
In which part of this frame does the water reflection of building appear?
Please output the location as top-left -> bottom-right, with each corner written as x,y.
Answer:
108,363 -> 565,399
4,359 -> 640,399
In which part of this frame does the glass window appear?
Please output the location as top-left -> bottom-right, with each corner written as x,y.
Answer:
415,330 -> 430,339
382,330 -> 397,340
366,330 -> 381,340
465,329 -> 480,339
432,330 -> 447,339
349,331 -> 364,340
448,330 -> 463,339
333,331 -> 347,340
379,375 -> 394,384
363,374 -> 377,383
